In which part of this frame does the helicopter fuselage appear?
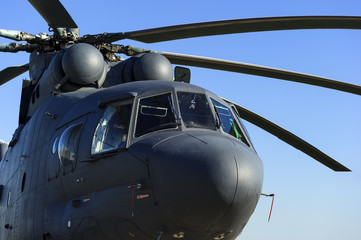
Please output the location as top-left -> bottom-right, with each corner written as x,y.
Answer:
0,80 -> 263,240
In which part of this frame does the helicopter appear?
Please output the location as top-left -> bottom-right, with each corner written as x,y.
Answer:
3,0 -> 358,239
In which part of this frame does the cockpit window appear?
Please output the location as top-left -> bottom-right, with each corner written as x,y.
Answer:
211,98 -> 250,146
135,93 -> 177,137
177,92 -> 216,130
92,99 -> 133,154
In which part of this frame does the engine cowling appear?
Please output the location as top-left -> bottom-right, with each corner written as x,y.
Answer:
26,43 -> 108,117
62,43 -> 108,86
118,53 -> 173,84
133,53 -> 173,81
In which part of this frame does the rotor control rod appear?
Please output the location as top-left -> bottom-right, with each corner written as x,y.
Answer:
96,44 -> 155,56
0,29 -> 37,42
0,43 -> 39,53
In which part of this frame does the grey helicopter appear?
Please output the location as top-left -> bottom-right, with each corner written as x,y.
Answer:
0,0 -> 360,240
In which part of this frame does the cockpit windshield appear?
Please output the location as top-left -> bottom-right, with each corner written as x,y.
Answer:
211,98 -> 250,146
135,93 -> 177,137
91,87 -> 252,155
177,92 -> 216,130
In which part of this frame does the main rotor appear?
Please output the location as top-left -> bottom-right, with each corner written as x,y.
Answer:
2,14 -> 361,59
1,1 -> 361,95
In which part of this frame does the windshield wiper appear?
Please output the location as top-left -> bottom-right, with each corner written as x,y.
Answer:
168,96 -> 182,125
212,104 -> 221,129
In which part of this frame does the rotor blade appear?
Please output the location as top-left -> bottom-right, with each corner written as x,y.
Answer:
0,64 -> 29,86
222,98 -> 350,171
28,0 -> 77,28
159,51 -> 361,96
103,16 -> 361,43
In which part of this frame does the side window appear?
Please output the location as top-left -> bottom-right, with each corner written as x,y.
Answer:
211,98 -> 250,147
92,99 -> 133,154
58,123 -> 82,167
231,105 -> 254,147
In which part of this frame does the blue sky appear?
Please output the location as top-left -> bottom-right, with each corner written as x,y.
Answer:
1,0 -> 361,239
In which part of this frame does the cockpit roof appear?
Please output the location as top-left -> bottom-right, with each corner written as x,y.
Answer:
55,80 -> 226,130
61,80 -> 218,106
101,80 -> 212,99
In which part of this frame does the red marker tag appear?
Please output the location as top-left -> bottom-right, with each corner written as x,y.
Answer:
137,194 -> 150,200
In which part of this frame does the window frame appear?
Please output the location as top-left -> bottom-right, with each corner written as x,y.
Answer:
176,91 -> 217,131
58,122 -> 83,168
133,92 -> 179,139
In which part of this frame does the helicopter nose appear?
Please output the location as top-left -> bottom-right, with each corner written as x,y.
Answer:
148,132 -> 263,232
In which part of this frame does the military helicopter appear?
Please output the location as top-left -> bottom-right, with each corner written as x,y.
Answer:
0,0 -> 360,239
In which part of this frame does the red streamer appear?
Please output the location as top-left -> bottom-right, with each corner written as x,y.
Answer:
268,194 -> 275,222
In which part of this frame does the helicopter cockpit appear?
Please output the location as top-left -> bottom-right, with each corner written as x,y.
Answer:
91,87 -> 251,155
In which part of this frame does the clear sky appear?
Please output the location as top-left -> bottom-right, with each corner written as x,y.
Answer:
1,0 -> 361,239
